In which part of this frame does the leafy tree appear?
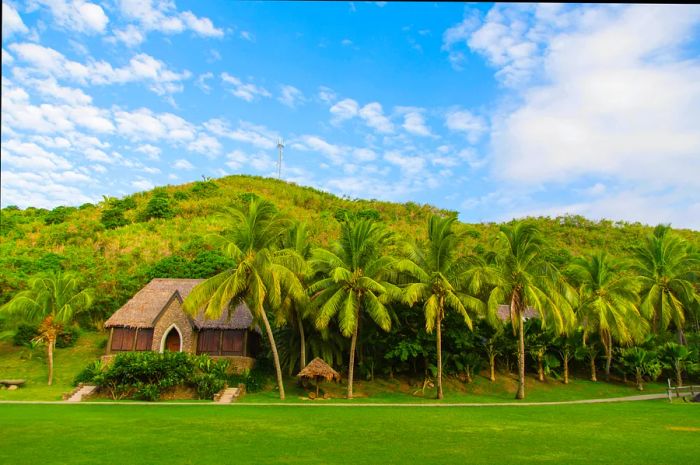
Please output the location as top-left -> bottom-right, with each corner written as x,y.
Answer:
141,191 -> 174,220
101,207 -> 130,229
278,221 -> 313,374
630,226 -> 700,342
619,347 -> 660,391
183,198 -> 305,400
567,252 -> 647,380
659,342 -> 693,387
475,221 -> 574,399
310,218 -> 397,398
44,206 -> 75,225
400,215 -> 483,399
0,272 -> 92,384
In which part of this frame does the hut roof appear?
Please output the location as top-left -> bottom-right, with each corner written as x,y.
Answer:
496,304 -> 539,321
297,357 -> 341,382
105,278 -> 254,330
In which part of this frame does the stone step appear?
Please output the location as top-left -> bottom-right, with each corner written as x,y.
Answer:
66,385 -> 97,402
216,387 -> 240,404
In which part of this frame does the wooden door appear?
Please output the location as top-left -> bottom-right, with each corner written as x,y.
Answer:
165,329 -> 181,352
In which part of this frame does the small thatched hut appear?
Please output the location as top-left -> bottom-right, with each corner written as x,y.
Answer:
103,278 -> 260,371
297,357 -> 341,398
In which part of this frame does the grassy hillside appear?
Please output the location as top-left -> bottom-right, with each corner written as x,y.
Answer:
1,174 -> 699,323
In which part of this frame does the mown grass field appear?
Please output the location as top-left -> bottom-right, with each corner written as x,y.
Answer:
1,402 -> 698,465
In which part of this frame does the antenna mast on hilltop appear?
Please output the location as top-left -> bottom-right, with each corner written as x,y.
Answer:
276,138 -> 284,179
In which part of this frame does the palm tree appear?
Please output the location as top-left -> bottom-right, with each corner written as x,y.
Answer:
660,342 -> 693,387
475,221 -> 574,399
0,271 -> 92,385
279,221 -> 313,374
400,215 -> 484,399
183,198 -> 305,400
309,218 -> 397,399
630,226 -> 700,343
567,252 -> 647,380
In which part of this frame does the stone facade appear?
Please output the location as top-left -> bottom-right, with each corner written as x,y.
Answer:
151,296 -> 195,353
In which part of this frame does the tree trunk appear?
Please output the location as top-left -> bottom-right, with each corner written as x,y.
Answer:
516,309 -> 526,399
604,333 -> 612,381
298,312 -> 306,370
260,309 -> 285,400
677,326 -> 686,346
675,363 -> 683,387
537,352 -> 544,382
590,356 -> 597,382
635,369 -> 643,391
489,354 -> 496,382
347,305 -> 360,399
47,337 -> 55,386
465,367 -> 472,384
436,311 -> 443,400
563,355 -> 569,385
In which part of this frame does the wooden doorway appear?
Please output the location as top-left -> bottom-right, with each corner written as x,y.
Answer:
164,328 -> 181,352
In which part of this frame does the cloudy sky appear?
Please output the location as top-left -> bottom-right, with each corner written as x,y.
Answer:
2,2 -> 699,228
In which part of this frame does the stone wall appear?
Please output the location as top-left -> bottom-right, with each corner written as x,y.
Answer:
211,355 -> 256,374
151,297 -> 195,353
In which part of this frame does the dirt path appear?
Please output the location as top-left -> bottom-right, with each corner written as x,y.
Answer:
0,392 -> 690,407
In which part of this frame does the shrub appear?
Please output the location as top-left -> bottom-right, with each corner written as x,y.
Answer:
357,208 -> 381,221
90,352 -> 230,401
190,181 -> 219,198
173,191 -> 189,201
13,324 -> 78,347
44,206 -> 75,225
13,324 -> 38,347
140,192 -> 174,221
101,208 -> 130,230
73,360 -> 104,386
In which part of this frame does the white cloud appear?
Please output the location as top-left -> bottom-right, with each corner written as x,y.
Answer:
1,170 -> 94,208
401,110 -> 431,136
329,98 -> 359,124
131,178 -> 154,191
2,48 -> 14,64
225,149 -> 275,172
353,148 -> 376,162
30,77 -> 92,104
240,31 -> 254,42
196,72 -> 214,93
445,109 -> 487,143
114,108 -> 195,142
187,133 -> 221,157
341,39 -> 353,47
318,86 -> 337,104
203,119 -> 277,150
384,150 -> 425,175
172,158 -> 194,170
115,0 -> 224,39
221,72 -> 271,101
3,2 -> 29,39
1,139 -> 72,170
10,43 -> 191,96
135,144 -> 161,160
292,135 -> 344,164
111,24 -> 144,47
32,0 -> 109,34
359,102 -> 394,133
278,85 -> 304,108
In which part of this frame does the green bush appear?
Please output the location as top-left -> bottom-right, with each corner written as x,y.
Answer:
90,352 -> 230,401
13,324 -> 78,348
73,360 -> 104,386
191,181 -> 219,198
101,208 -> 129,230
140,192 -> 174,221
173,191 -> 189,201
44,206 -> 75,225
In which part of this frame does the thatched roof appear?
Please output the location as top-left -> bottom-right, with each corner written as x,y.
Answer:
496,305 -> 539,321
105,278 -> 254,330
297,358 -> 341,382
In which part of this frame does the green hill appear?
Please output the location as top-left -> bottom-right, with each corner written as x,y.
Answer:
1,174 -> 698,323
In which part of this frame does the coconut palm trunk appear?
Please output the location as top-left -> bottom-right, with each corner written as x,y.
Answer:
260,309 -> 285,400
516,306 -> 526,400
563,355 -> 569,384
436,309 -> 443,400
347,306 -> 360,399
489,354 -> 496,382
298,314 -> 307,370
47,336 -> 55,386
590,356 -> 597,382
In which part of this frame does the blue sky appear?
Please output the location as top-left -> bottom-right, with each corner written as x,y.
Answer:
2,2 -> 699,229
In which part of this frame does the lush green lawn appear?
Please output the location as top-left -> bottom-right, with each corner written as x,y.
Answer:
0,401 -> 698,464
0,332 -> 106,401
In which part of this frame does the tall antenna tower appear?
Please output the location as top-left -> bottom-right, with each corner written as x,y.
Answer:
276,138 -> 284,179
